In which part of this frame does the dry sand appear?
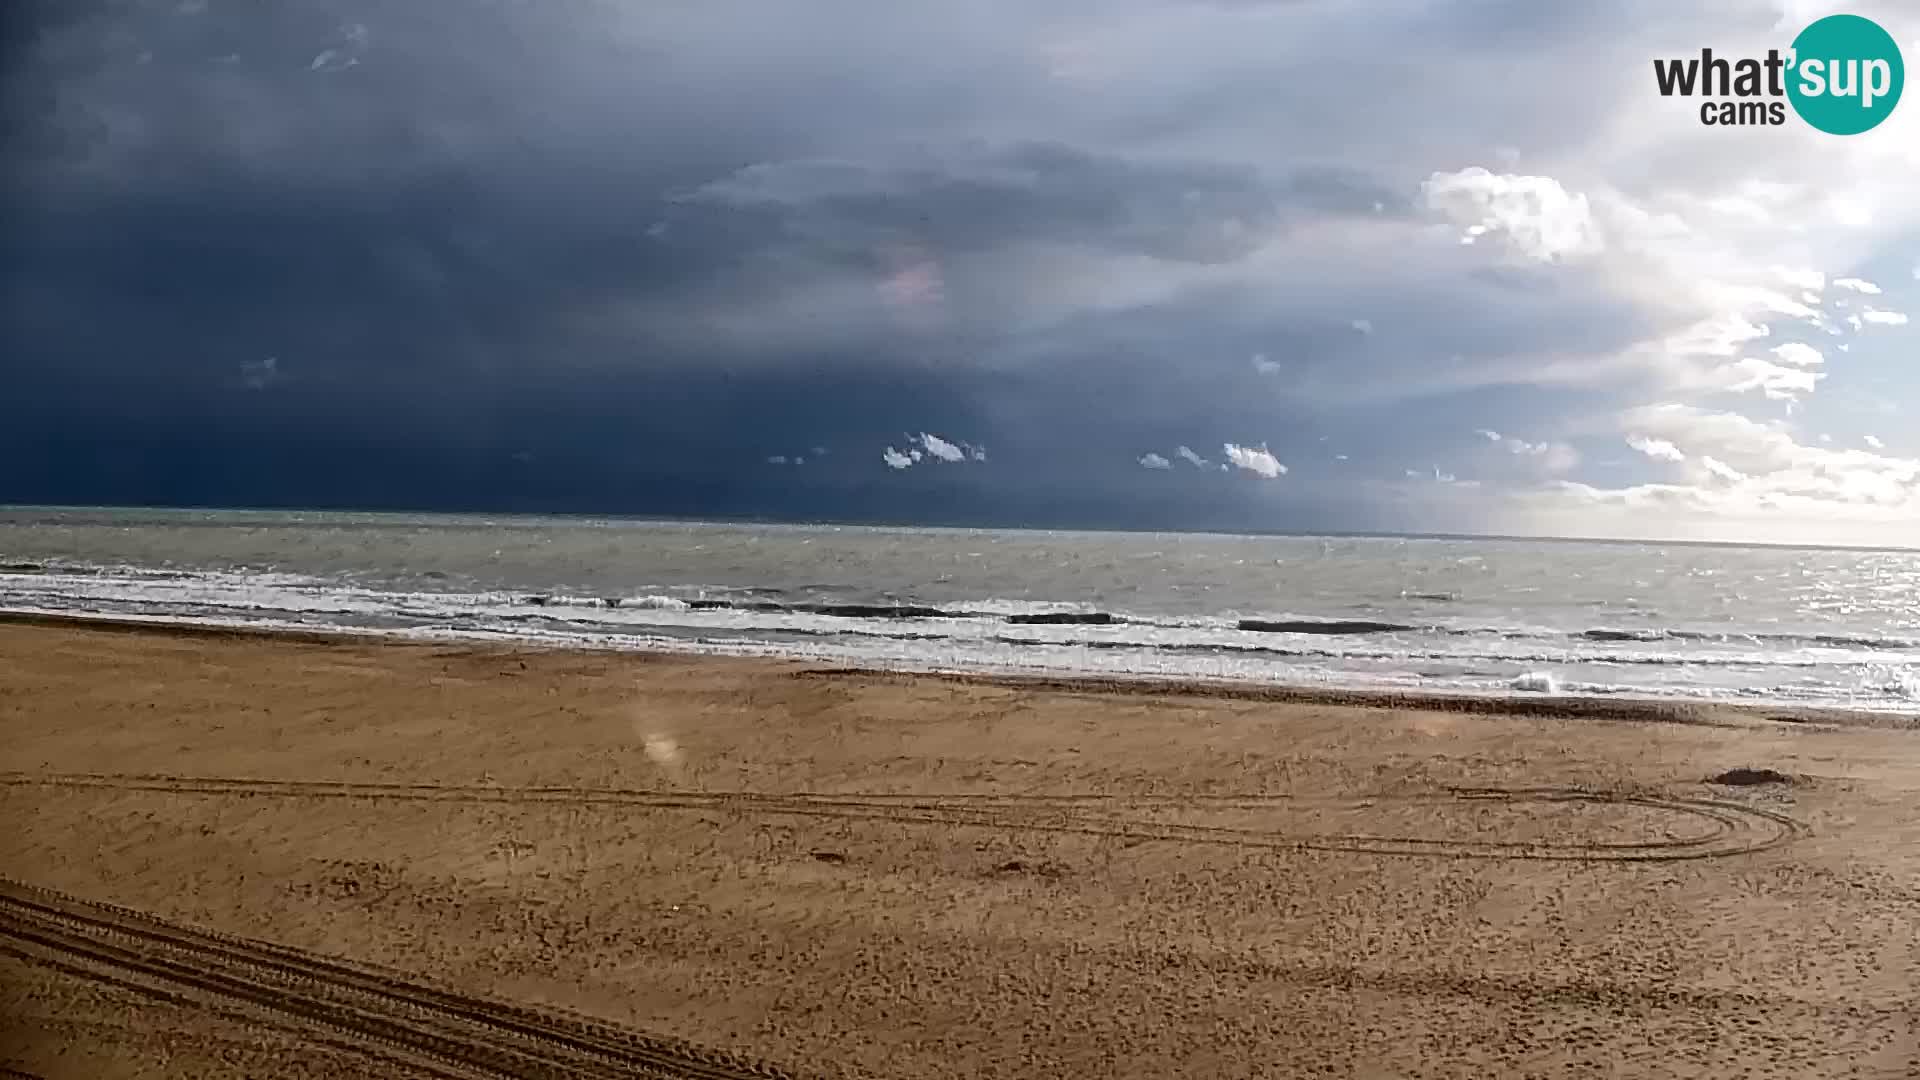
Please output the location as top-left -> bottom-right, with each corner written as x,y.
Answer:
1,619 -> 1916,1078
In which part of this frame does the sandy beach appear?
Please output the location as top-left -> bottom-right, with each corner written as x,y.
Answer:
1,619 -> 1916,1079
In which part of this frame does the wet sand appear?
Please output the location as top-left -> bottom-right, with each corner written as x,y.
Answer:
1,620 -> 1916,1078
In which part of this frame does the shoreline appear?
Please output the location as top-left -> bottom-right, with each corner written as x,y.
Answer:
1,608 -> 1904,730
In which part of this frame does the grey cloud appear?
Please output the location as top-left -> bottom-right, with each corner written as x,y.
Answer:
5,0 -> 1893,535
679,142 -> 1292,265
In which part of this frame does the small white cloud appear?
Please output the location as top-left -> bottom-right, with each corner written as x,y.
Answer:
1475,429 -> 1578,472
240,355 -> 279,390
1627,435 -> 1686,463
1350,319 -> 1374,335
1699,456 -> 1745,483
1174,445 -> 1209,469
1251,353 -> 1282,376
1819,434 -> 1833,444
1864,435 -> 1885,449
766,455 -> 789,465
1139,452 -> 1172,470
882,447 -> 913,469
1334,454 -> 1349,461
1832,277 -> 1883,295
1223,442 -> 1287,479
909,449 -> 924,462
309,49 -> 359,72
1769,342 -> 1825,368
811,446 -> 828,457
1721,357 -> 1823,402
917,432 -> 967,462
1861,309 -> 1910,326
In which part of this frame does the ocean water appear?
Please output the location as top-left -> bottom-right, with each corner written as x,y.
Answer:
2,507 -> 1917,713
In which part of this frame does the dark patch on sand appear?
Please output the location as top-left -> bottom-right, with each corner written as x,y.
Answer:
1708,767 -> 1797,787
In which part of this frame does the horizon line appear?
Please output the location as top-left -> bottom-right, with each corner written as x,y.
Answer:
4,501 -> 1917,556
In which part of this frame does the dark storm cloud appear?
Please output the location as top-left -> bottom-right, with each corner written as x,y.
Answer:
0,0 -> 1792,530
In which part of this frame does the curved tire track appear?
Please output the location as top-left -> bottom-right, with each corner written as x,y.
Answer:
1,772 -> 1803,862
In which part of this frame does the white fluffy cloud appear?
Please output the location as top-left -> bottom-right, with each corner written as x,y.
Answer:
1223,442 -> 1286,479
1138,451 -> 1171,469
1522,470 -> 1920,544
918,432 -> 967,462
1612,406 -> 1920,510
1698,456 -> 1745,484
1174,445 -> 1208,469
1422,168 -> 1603,262
1412,99 -> 1920,543
1626,435 -> 1685,463
883,432 -> 985,469
1720,356 -> 1824,402
1864,435 -> 1885,449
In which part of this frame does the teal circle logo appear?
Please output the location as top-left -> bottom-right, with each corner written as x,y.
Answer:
1787,14 -> 1904,135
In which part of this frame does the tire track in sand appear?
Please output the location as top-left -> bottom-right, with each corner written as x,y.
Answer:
0,773 -> 1803,862
0,877 -> 803,1080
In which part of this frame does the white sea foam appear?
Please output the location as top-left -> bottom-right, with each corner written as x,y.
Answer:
1510,671 -> 1560,694
3,561 -> 1916,713
619,595 -> 691,610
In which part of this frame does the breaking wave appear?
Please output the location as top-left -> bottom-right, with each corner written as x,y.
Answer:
2,560 -> 1915,712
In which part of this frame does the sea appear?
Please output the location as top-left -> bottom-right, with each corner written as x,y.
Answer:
2,507 -> 1916,713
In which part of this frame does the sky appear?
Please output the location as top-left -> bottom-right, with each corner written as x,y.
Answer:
3,0 -> 1918,545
